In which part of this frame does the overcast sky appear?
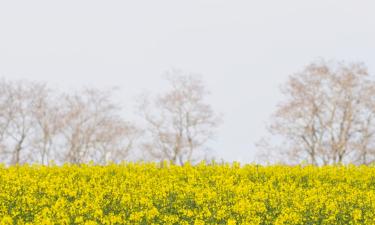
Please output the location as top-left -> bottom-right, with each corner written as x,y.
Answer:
0,0 -> 374,163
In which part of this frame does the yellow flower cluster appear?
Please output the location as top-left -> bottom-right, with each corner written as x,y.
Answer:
1,163 -> 375,224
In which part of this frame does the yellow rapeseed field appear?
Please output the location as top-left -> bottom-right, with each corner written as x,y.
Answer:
0,163 -> 374,224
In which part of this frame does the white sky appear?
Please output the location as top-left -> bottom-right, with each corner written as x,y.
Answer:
0,0 -> 374,163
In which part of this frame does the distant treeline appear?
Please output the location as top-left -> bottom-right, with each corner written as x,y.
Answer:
0,70 -> 220,165
2,59 -> 375,166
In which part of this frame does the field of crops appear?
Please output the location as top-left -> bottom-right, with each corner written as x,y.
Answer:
1,163 -> 375,224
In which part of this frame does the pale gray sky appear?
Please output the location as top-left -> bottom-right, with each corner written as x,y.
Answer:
0,0 -> 374,162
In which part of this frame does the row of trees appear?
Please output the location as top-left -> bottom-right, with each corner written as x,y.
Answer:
3,59 -> 375,166
260,60 -> 375,165
0,71 -> 221,165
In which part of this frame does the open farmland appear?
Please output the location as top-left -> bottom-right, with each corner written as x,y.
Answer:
0,163 -> 375,224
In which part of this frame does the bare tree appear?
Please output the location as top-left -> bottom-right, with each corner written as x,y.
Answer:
31,87 -> 63,165
59,88 -> 139,164
262,60 -> 375,165
139,70 -> 221,165
0,80 -> 14,153
0,79 -> 49,165
0,78 -> 140,165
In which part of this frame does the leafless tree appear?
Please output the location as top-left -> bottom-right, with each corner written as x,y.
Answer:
30,87 -> 63,165
59,88 -> 139,164
262,60 -> 375,165
0,79 -> 50,165
0,78 -> 140,165
0,80 -> 14,152
139,70 -> 221,165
